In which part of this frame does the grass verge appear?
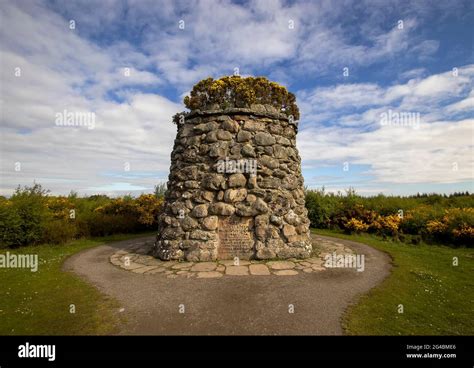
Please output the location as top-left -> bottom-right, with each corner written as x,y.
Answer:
313,229 -> 474,335
0,232 -> 154,335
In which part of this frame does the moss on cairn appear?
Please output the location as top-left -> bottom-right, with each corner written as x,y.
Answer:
182,76 -> 300,121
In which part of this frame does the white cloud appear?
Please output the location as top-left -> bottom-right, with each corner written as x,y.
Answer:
0,2 -> 180,196
30,0 -> 447,88
299,84 -> 386,110
298,65 -> 474,185
399,68 -> 427,80
445,90 -> 474,113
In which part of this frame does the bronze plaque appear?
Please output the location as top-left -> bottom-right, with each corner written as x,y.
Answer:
217,216 -> 254,259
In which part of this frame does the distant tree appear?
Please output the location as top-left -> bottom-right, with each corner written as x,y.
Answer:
68,190 -> 78,199
88,194 -> 109,200
154,183 -> 167,198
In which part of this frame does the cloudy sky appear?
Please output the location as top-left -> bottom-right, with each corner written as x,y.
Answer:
0,0 -> 473,196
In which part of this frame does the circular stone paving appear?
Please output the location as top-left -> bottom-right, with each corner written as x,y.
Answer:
109,237 -> 355,278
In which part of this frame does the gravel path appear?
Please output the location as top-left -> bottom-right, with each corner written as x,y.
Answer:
63,234 -> 392,335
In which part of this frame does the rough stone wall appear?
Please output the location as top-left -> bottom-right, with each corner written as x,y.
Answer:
153,105 -> 312,261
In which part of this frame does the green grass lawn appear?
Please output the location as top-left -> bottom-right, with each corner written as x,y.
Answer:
313,229 -> 474,335
0,232 -> 154,335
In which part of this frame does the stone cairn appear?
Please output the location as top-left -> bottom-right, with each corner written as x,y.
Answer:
154,76 -> 313,261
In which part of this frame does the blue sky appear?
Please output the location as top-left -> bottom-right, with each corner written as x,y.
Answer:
0,0 -> 473,196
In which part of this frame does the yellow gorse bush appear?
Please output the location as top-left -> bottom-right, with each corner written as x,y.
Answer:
345,218 -> 369,233
426,220 -> 448,234
452,224 -> 474,241
0,183 -> 166,247
183,76 -> 300,120
45,196 -> 75,220
135,194 -> 164,225
95,194 -> 163,226
425,208 -> 474,241
378,214 -> 401,234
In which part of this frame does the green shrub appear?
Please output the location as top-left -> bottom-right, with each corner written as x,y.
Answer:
304,188 -> 473,246
7,184 -> 50,247
42,219 -> 77,244
305,189 -> 338,228
85,213 -> 141,237
0,199 -> 23,248
0,184 -> 164,248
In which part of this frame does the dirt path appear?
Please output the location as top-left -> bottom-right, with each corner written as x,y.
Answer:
63,234 -> 391,335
